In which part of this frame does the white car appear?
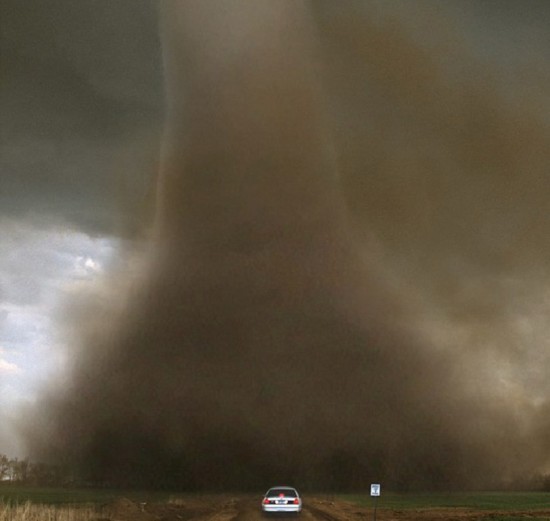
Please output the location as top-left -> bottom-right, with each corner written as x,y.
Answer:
261,486 -> 302,515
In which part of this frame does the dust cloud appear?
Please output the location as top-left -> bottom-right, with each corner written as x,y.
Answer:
24,1 -> 550,491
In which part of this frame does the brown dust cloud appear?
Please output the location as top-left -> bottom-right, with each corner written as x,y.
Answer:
22,1 -> 550,491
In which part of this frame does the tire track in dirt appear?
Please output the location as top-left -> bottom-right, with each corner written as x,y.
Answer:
303,503 -> 343,521
178,497 -> 240,521
200,499 -> 239,521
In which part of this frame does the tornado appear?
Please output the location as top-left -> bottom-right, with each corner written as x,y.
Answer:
24,0 -> 549,491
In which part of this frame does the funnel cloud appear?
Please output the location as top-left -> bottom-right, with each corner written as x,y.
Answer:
22,0 -> 550,491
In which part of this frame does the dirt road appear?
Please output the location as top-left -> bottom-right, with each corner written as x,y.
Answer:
101,495 -> 550,521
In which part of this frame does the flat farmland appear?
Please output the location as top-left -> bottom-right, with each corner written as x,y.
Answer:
1,487 -> 550,521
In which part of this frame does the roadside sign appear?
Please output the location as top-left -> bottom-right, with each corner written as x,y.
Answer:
370,484 -> 381,496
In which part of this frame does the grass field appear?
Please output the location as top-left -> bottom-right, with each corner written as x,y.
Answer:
0,502 -> 100,521
0,486 -> 187,521
1,485 -> 550,521
342,490 -> 550,512
1,485 -> 549,510
0,484 -> 177,505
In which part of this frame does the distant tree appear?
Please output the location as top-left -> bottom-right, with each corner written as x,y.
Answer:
19,458 -> 30,482
7,457 -> 16,481
25,461 -> 70,486
28,462 -> 52,485
7,458 -> 30,482
0,454 -> 9,481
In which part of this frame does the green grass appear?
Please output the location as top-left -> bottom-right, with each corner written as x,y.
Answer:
479,518 -> 550,521
481,517 -> 550,521
2,485 -> 549,515
341,491 -> 550,511
0,484 -> 181,505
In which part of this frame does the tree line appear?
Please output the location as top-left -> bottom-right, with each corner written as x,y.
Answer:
0,454 -> 69,485
1,452 -> 550,491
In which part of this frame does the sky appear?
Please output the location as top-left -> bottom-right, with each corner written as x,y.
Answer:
0,0 -> 162,455
1,0 -> 550,484
0,223 -> 120,454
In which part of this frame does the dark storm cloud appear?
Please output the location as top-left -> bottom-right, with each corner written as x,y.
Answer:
17,0 -> 550,491
1,0 -> 162,236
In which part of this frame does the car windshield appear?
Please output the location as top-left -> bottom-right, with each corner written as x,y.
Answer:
266,488 -> 297,498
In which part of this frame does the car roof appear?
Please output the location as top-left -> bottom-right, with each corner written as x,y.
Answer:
266,486 -> 298,491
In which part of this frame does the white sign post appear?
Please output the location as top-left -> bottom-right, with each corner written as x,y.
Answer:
370,484 -> 381,521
